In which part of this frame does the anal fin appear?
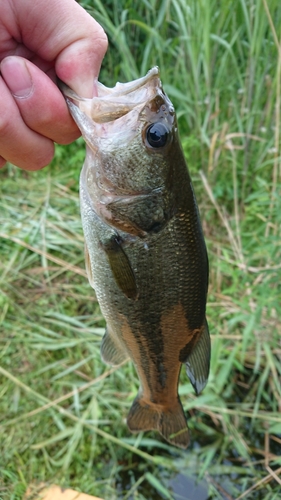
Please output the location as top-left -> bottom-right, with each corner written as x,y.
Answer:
101,326 -> 129,366
185,319 -> 211,395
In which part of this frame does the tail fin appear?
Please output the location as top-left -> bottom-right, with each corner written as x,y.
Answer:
127,396 -> 189,449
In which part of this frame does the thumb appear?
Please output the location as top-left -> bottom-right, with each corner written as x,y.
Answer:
55,29 -> 108,98
15,0 -> 108,97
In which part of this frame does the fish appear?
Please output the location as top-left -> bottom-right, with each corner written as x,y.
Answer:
61,67 -> 210,449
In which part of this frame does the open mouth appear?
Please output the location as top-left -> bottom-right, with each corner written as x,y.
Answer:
60,67 -> 162,124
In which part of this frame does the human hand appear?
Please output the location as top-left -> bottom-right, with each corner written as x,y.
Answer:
0,0 -> 107,170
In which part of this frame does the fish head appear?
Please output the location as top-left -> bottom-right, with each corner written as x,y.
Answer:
62,67 -> 186,237
61,68 -> 181,233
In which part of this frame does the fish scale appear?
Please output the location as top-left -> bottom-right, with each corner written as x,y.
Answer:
61,67 -> 210,449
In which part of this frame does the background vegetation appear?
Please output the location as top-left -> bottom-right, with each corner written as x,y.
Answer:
0,0 -> 280,498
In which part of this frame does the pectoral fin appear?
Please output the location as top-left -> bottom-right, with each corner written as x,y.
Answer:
184,319 -> 211,395
101,326 -> 129,366
101,236 -> 138,300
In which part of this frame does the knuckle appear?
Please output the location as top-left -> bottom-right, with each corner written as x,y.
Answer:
99,28 -> 108,53
21,143 -> 55,171
36,145 -> 55,169
90,25 -> 108,55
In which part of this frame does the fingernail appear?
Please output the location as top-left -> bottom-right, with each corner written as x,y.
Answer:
1,56 -> 34,98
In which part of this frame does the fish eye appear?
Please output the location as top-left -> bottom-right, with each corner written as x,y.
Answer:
146,122 -> 169,148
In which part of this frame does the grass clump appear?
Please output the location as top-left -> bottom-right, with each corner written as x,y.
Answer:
1,1 -> 281,499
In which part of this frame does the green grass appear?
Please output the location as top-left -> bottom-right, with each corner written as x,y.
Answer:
0,1 -> 281,499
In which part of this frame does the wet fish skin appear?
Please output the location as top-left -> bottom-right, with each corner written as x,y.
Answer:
62,68 -> 210,449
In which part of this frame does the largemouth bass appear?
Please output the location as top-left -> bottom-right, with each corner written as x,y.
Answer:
61,68 -> 210,449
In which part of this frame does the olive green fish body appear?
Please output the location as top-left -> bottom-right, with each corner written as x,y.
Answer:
62,68 -> 210,449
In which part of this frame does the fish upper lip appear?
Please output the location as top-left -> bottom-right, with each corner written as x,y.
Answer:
60,67 -> 162,124
60,67 -> 160,100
